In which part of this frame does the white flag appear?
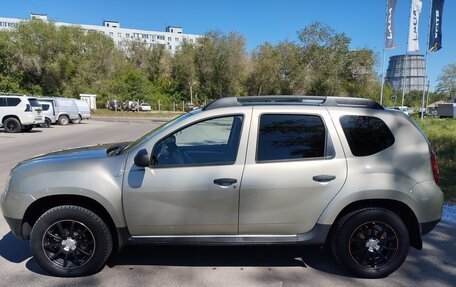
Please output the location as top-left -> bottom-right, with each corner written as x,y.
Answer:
407,0 -> 423,52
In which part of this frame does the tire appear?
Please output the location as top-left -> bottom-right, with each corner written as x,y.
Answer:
58,115 -> 70,125
72,115 -> 82,124
3,117 -> 22,133
21,125 -> 34,132
330,208 -> 409,278
42,118 -> 52,128
30,205 -> 113,277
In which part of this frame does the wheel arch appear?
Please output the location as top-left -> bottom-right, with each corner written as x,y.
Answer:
1,115 -> 21,124
22,194 -> 128,252
328,199 -> 422,250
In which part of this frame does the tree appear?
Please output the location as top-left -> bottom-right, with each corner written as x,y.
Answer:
172,42 -> 197,102
436,63 -> 456,99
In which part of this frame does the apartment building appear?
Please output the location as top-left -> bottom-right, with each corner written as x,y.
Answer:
0,13 -> 202,53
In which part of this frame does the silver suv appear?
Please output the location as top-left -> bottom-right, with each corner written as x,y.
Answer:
1,96 -> 443,278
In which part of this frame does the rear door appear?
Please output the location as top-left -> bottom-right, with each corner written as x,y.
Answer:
239,106 -> 347,234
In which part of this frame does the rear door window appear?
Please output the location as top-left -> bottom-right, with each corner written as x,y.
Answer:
257,114 -> 326,161
340,115 -> 395,156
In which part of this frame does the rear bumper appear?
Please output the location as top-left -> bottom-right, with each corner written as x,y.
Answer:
420,218 -> 440,235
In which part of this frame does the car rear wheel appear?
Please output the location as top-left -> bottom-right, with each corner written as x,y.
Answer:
58,116 -> 70,125
72,115 -> 82,124
30,205 -> 113,277
3,118 -> 22,133
330,208 -> 409,278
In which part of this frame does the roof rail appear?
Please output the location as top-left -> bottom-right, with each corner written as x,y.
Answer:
202,96 -> 383,111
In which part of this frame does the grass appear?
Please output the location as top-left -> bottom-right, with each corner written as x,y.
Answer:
413,116 -> 456,200
92,109 -> 183,119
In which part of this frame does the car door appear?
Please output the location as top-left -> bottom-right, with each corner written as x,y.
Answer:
239,106 -> 347,235
123,111 -> 251,236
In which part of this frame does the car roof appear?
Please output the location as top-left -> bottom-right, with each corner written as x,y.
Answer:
203,96 -> 384,111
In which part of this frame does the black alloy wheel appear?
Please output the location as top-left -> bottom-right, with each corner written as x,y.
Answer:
42,220 -> 96,269
348,221 -> 398,269
331,208 -> 409,278
30,205 -> 113,277
3,118 -> 21,133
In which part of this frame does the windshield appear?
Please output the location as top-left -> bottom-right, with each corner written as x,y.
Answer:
123,111 -> 200,152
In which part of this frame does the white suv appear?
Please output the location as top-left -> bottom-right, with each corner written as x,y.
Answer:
0,94 -> 44,133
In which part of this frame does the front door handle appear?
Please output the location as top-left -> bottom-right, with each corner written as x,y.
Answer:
312,175 -> 336,183
214,178 -> 237,187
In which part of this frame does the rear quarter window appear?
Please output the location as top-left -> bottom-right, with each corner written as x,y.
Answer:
340,115 -> 395,156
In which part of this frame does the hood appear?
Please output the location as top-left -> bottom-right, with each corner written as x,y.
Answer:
17,142 -> 128,167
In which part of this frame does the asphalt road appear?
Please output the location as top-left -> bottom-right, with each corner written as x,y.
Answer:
0,119 -> 455,287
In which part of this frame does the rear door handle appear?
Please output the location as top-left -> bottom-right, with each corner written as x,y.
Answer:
312,175 -> 336,183
214,178 -> 237,187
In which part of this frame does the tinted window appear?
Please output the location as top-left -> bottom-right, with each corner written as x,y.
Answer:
6,97 -> 21,106
153,115 -> 243,167
41,104 -> 50,111
0,97 -> 6,106
340,115 -> 395,156
28,99 -> 41,107
257,114 -> 326,161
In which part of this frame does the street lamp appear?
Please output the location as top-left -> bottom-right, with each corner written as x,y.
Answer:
189,81 -> 196,104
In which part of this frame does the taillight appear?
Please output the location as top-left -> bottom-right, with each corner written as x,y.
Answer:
24,104 -> 32,112
431,150 -> 439,185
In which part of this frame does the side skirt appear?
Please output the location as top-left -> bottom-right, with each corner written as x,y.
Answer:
120,224 -> 331,246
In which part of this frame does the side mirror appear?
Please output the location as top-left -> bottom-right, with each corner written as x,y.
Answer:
134,149 -> 150,167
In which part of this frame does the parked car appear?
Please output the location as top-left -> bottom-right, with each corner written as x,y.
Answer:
1,96 -> 443,278
106,100 -> 122,111
184,102 -> 199,112
38,100 -> 57,128
39,97 -> 80,125
139,103 -> 151,112
387,106 -> 410,116
0,94 -> 43,133
123,100 -> 139,111
74,99 -> 91,122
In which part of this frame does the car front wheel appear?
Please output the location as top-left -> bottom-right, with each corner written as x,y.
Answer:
30,205 -> 113,277
331,208 -> 409,278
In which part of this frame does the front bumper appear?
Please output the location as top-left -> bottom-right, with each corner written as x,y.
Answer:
4,216 -> 23,239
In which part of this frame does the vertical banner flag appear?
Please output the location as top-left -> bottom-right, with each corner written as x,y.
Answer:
407,0 -> 423,52
385,0 -> 397,49
429,0 -> 444,51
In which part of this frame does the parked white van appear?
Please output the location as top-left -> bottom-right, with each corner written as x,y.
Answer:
38,97 -> 79,125
74,99 -> 91,122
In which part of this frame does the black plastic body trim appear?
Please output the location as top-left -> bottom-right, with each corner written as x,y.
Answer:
4,216 -> 23,239
420,218 -> 440,235
126,224 -> 331,246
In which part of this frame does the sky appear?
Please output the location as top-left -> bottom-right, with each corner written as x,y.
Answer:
2,0 -> 455,92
